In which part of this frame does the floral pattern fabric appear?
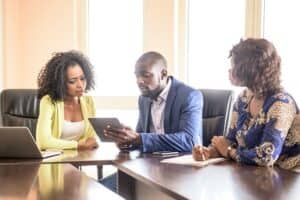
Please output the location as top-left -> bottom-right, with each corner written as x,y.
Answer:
226,89 -> 300,169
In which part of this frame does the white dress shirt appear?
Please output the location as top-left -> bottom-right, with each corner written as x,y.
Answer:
149,78 -> 172,134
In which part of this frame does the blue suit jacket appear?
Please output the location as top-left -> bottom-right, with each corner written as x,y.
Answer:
136,77 -> 203,153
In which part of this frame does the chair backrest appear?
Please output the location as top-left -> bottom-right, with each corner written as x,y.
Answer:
199,89 -> 234,146
0,89 -> 40,139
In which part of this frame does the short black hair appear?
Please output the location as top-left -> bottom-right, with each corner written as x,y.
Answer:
37,50 -> 95,101
135,51 -> 167,69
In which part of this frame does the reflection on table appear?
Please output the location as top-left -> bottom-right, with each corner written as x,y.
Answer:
0,163 -> 124,200
116,156 -> 300,200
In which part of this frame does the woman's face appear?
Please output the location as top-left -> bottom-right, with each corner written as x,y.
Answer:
65,64 -> 86,97
229,57 -> 243,86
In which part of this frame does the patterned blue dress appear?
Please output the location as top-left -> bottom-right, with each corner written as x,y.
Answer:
226,89 -> 300,169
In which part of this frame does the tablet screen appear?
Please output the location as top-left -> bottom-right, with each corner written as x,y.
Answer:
88,117 -> 122,142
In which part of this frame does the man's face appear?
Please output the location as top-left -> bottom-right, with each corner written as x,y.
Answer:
134,62 -> 166,99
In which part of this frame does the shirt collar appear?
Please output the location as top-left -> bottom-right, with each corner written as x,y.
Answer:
155,78 -> 172,104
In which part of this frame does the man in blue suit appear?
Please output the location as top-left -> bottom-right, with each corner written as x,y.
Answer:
105,51 -> 203,153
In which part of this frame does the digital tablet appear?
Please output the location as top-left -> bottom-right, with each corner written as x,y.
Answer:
88,117 -> 123,142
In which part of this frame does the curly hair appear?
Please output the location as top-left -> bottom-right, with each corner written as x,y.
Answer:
37,50 -> 95,101
229,38 -> 282,98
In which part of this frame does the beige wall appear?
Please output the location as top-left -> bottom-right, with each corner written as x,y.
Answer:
0,0 -> 3,89
1,0 -> 182,110
143,0 -> 175,75
1,0 -> 86,89
1,0 -> 184,91
143,0 -> 187,80
94,0 -> 187,109
245,0 -> 262,38
3,0 -> 22,88
0,0 -> 260,110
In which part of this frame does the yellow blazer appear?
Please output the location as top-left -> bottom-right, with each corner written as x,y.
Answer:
36,95 -> 98,150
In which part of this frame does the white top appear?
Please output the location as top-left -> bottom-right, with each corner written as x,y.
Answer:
61,120 -> 85,140
149,78 -> 172,134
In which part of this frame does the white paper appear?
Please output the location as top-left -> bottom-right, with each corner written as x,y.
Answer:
160,155 -> 226,167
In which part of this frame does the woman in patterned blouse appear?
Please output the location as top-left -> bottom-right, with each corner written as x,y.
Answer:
193,38 -> 300,170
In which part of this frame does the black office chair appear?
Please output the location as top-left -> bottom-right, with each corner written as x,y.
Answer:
0,89 -> 103,179
199,89 -> 234,146
0,89 -> 40,138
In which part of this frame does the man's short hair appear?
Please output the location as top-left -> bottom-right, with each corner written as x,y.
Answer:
136,51 -> 167,69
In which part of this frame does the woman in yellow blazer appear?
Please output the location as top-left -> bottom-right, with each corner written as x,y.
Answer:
36,50 -> 99,150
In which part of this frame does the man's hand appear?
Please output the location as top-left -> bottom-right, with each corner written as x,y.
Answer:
78,137 -> 99,150
103,125 -> 141,146
211,136 -> 231,157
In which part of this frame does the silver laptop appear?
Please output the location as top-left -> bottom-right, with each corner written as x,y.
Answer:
0,127 -> 61,159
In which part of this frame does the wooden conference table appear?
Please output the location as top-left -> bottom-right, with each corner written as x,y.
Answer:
0,142 -> 121,166
0,163 -> 124,200
0,142 -> 122,186
1,143 -> 299,200
0,143 -> 125,200
115,155 -> 300,200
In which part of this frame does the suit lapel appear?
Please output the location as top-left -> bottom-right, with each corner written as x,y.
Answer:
164,78 -> 178,133
144,98 -> 152,132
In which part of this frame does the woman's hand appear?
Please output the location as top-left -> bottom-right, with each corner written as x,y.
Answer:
78,137 -> 98,150
192,145 -> 221,161
193,145 -> 210,161
211,136 -> 231,157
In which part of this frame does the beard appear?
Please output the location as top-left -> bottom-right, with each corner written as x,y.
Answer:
141,86 -> 163,100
